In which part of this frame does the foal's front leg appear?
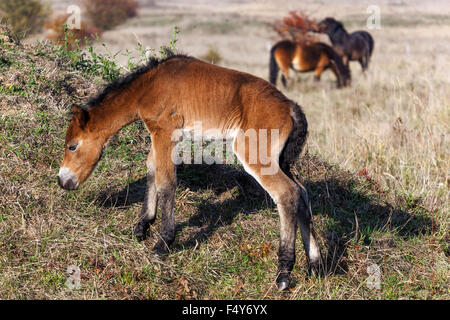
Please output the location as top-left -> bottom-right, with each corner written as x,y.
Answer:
152,179 -> 176,255
133,149 -> 157,241
150,131 -> 177,255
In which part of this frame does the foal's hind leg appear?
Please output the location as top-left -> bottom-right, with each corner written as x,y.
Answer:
133,149 -> 158,241
233,127 -> 322,290
233,137 -> 318,290
241,162 -> 300,290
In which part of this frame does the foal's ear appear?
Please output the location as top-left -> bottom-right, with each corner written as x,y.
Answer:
72,105 -> 90,128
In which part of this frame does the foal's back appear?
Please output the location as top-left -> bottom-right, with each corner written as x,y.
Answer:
142,56 -> 293,135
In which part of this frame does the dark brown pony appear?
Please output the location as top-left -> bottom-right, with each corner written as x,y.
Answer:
58,52 -> 322,291
269,40 -> 351,88
317,17 -> 374,72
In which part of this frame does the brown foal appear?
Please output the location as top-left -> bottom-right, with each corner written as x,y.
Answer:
58,52 -> 322,290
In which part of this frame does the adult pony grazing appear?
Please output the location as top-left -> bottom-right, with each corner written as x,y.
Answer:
269,40 -> 351,89
317,17 -> 374,72
57,51 -> 322,291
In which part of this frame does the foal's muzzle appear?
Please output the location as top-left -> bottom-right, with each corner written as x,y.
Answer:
57,168 -> 79,190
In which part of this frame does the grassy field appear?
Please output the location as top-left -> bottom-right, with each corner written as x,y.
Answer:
0,0 -> 448,299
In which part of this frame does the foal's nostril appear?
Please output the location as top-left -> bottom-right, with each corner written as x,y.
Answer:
57,175 -> 78,190
58,167 -> 79,190
64,179 -> 77,190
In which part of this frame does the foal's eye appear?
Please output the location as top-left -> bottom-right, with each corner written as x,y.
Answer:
68,144 -> 78,152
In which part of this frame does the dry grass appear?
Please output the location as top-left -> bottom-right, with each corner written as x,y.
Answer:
0,0 -> 449,299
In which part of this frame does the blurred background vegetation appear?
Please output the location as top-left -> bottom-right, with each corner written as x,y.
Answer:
0,0 -> 139,46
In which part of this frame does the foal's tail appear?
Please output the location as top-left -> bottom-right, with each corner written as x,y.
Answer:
269,45 -> 280,86
279,102 -> 308,176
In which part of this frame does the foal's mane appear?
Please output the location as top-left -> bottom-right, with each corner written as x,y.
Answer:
85,49 -> 188,108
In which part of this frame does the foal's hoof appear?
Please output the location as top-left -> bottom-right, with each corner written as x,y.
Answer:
152,240 -> 170,256
308,260 -> 322,277
277,280 -> 290,291
133,222 -> 149,242
276,273 -> 291,291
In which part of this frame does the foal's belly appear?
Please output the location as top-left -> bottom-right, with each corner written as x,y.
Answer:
180,122 -> 238,141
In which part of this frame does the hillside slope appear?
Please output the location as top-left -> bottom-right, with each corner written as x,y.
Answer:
0,25 -> 448,299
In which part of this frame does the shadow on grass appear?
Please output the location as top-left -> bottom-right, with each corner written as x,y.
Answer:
96,157 -> 435,276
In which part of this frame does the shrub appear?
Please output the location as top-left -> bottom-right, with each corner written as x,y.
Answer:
82,0 -> 138,31
201,47 -> 222,64
44,14 -> 101,50
0,0 -> 50,36
274,10 -> 318,42
0,24 -> 13,44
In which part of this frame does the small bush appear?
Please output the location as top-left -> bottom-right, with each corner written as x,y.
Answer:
44,14 -> 101,50
201,47 -> 222,64
0,0 -> 50,36
83,0 -> 138,31
0,24 -> 14,44
274,10 -> 318,42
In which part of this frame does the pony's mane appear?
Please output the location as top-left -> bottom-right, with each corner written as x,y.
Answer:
327,18 -> 346,34
85,49 -> 188,108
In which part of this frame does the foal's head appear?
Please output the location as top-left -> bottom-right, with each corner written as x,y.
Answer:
58,105 -> 104,190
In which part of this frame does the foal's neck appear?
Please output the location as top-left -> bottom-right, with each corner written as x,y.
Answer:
87,83 -> 144,142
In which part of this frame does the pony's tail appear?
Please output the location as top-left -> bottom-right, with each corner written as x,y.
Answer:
269,45 -> 280,85
279,102 -> 308,176
366,33 -> 374,57
365,33 -> 374,69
